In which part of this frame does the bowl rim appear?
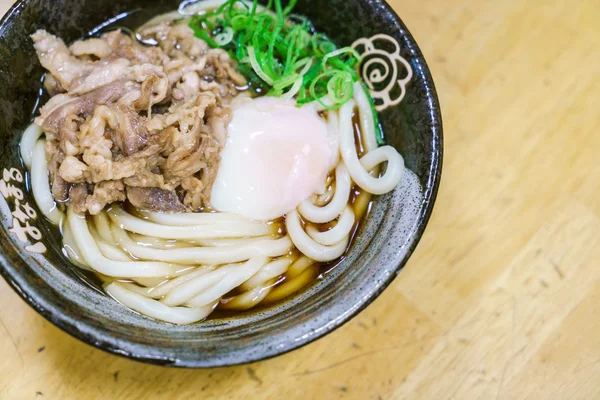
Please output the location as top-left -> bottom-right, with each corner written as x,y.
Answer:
0,0 -> 443,368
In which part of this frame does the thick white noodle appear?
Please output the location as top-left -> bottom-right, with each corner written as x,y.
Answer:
108,205 -> 274,239
96,240 -> 133,262
241,257 -> 291,291
293,137 -> 355,262
287,256 -> 315,278
135,277 -> 169,288
326,110 -> 340,171
221,285 -> 272,310
339,100 -> 405,194
161,262 -> 240,306
58,202 -> 297,322
118,282 -> 157,297
68,207 -> 178,277
288,82 -> 406,262
309,95 -> 336,112
313,181 -> 335,206
132,268 -> 197,289
306,206 -> 355,246
106,282 -> 216,324
20,123 -> 43,169
93,212 -> 115,243
129,233 -> 195,249
31,139 -> 63,225
298,163 -> 351,223
186,257 -> 268,307
353,82 -> 378,152
139,209 -> 250,226
148,266 -> 216,298
286,210 -> 349,262
61,217 -> 89,270
193,236 -> 275,247
110,222 -> 292,264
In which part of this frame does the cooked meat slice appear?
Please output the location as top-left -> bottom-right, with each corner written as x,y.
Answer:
172,71 -> 200,105
123,170 -> 170,189
131,65 -> 169,110
163,91 -> 216,134
33,19 -> 244,213
51,175 -> 69,202
31,30 -> 91,90
83,144 -> 161,183
126,186 -> 186,213
102,30 -> 168,65
181,176 -> 204,210
207,107 -> 231,147
164,56 -> 207,89
111,106 -> 149,156
45,140 -> 69,202
33,31 -> 167,97
169,23 -> 209,58
85,180 -> 126,215
58,155 -> 87,182
68,183 -> 90,213
83,157 -> 146,183
39,80 -> 139,134
69,38 -> 112,59
136,21 -> 171,46
43,73 -> 66,96
70,180 -> 126,215
36,93 -> 75,131
164,129 -> 219,180
58,114 -> 81,155
69,57 -> 131,95
207,49 -> 246,87
138,22 -> 209,59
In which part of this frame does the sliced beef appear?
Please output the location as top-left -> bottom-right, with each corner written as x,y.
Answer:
86,180 -> 126,215
45,140 -> 69,202
32,22 -> 242,214
69,38 -> 112,59
39,80 -> 139,135
126,186 -> 186,213
69,57 -> 131,95
43,73 -> 66,96
112,106 -> 149,156
102,30 -> 168,65
68,183 -> 90,213
31,30 -> 91,90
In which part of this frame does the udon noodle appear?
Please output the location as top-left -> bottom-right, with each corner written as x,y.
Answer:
20,0 -> 411,324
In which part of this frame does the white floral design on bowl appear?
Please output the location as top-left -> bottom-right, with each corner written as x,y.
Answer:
353,34 -> 413,112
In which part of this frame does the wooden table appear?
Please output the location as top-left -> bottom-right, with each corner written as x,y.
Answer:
1,0 -> 599,398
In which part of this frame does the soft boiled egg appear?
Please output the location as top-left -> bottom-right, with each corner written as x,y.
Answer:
211,96 -> 331,221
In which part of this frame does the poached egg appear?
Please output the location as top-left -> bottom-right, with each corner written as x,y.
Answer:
211,96 -> 331,221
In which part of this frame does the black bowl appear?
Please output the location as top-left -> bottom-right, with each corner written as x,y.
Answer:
0,0 -> 442,367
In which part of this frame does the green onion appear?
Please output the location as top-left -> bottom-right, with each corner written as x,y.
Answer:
188,0 -> 384,141
215,26 -> 234,46
189,20 -> 220,48
248,46 -> 274,85
322,47 -> 360,68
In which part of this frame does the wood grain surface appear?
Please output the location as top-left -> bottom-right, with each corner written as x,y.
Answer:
1,0 -> 599,398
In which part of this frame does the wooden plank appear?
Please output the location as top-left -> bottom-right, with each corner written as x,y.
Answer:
0,0 -> 599,398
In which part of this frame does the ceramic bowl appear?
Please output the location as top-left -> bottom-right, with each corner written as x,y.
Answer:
0,0 -> 442,367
